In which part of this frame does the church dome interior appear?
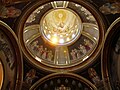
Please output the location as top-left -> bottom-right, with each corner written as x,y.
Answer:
0,0 -> 120,90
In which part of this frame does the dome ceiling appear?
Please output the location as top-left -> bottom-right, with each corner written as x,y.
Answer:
1,0 -> 120,90
17,0 -> 105,72
40,8 -> 82,45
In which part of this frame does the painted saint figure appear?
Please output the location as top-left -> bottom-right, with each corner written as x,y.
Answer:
47,50 -> 53,61
88,68 -> 102,87
24,69 -> 38,85
37,45 -> 44,56
70,49 -> 77,60
99,2 -> 120,14
1,0 -> 30,5
0,4 -> 21,18
31,41 -> 38,50
42,48 -> 48,59
84,39 -> 92,51
76,49 -> 81,59
78,44 -> 87,55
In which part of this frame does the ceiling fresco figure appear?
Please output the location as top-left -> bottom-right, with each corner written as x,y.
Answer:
99,2 -> 120,14
88,68 -> 103,89
0,3 -> 21,18
1,0 -> 30,5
